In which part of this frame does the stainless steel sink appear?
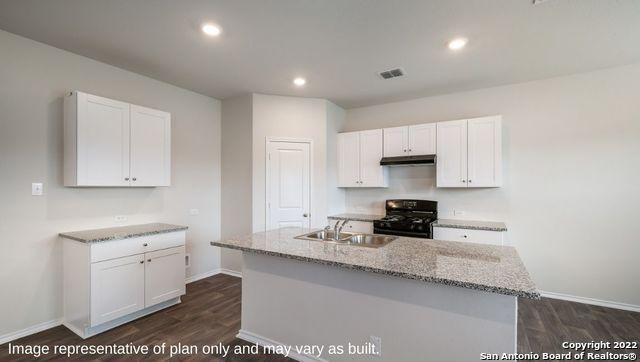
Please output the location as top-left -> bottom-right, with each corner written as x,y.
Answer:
295,230 -> 397,248
346,234 -> 397,248
295,230 -> 355,242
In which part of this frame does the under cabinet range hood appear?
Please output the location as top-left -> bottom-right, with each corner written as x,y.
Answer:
379,154 -> 436,166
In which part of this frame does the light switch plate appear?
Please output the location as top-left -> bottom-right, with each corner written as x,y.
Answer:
31,183 -> 43,196
114,215 -> 127,222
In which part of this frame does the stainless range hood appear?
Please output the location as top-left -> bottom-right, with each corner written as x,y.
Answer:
379,154 -> 436,166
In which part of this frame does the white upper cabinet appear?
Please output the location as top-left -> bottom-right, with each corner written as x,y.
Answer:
337,129 -> 388,188
467,116 -> 502,187
383,126 -> 408,157
408,123 -> 436,155
64,91 -> 171,187
436,116 -> 502,188
383,123 -> 436,157
130,105 -> 171,187
436,119 -> 468,187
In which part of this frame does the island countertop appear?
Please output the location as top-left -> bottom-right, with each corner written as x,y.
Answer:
211,227 -> 539,299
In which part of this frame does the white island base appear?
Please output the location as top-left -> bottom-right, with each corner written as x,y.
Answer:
238,253 -> 517,362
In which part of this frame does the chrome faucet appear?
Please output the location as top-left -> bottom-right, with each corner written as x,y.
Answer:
333,219 -> 350,240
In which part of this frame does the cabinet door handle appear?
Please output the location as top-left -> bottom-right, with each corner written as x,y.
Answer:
139,260 -> 144,264
462,180 -> 466,183
147,259 -> 152,262
403,149 -> 407,152
132,177 -> 137,181
463,235 -> 468,238
468,179 -> 472,183
409,149 -> 412,152
125,177 -> 130,181
143,243 -> 148,247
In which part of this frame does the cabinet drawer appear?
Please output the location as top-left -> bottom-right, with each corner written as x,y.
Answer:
432,227 -> 503,246
91,231 -> 186,262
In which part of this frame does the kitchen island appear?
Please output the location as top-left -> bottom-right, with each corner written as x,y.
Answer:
212,227 -> 538,361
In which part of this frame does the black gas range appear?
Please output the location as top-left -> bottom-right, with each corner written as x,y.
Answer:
373,199 -> 438,239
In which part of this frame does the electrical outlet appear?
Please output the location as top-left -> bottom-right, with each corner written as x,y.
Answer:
370,336 -> 381,356
114,215 -> 127,222
189,208 -> 200,216
31,183 -> 43,196
454,209 -> 466,216
185,253 -> 191,268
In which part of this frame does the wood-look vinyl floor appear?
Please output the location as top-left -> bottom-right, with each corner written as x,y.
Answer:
1,274 -> 638,361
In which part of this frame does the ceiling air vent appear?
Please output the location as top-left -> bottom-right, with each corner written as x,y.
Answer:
379,68 -> 405,80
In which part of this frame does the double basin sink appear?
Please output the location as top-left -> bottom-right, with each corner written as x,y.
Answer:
295,230 -> 397,248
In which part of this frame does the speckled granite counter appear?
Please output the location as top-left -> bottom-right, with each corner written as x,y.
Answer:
433,219 -> 507,232
212,227 -> 538,299
60,223 -> 188,243
327,213 -> 384,222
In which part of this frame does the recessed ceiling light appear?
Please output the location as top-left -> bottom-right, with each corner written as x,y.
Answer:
448,37 -> 468,50
201,23 -> 221,37
293,77 -> 307,87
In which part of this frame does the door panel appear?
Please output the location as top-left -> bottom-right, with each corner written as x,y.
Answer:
77,93 -> 130,186
359,129 -> 386,187
468,116 -> 502,187
130,105 -> 171,186
267,141 -> 311,230
408,123 -> 436,155
337,132 -> 360,187
383,126 -> 408,157
90,254 -> 144,326
145,246 -> 186,307
436,120 -> 468,187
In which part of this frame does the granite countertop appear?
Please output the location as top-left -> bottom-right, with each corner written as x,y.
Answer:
60,223 -> 188,243
327,213 -> 384,222
211,227 -> 538,299
433,219 -> 507,232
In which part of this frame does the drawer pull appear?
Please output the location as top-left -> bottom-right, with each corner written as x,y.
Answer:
147,259 -> 152,263
139,260 -> 144,264
143,243 -> 148,247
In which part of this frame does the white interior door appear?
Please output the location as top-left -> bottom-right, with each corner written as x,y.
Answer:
144,246 -> 185,307
467,116 -> 502,187
267,141 -> 311,230
359,129 -> 386,187
90,254 -> 145,326
383,126 -> 408,157
77,92 -> 130,186
130,105 -> 171,187
436,119 -> 468,187
337,132 -> 360,187
408,123 -> 436,155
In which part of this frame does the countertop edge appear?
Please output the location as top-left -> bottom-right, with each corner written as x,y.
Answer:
210,241 -> 540,300
60,225 -> 188,243
432,222 -> 507,232
327,214 -> 384,222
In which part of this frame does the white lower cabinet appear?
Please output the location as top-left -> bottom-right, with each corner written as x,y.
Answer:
63,231 -> 186,338
432,227 -> 504,246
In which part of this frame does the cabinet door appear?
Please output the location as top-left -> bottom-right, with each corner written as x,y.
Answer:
408,123 -> 436,155
144,246 -> 186,307
76,92 -> 130,186
130,105 -> 171,187
467,116 -> 502,187
359,129 -> 387,187
337,132 -> 360,187
383,126 -> 408,157
436,120 -> 468,187
90,254 -> 145,326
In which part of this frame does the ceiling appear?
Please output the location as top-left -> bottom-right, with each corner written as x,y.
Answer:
0,0 -> 639,108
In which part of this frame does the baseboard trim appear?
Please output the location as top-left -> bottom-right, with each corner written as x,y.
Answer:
0,318 -> 62,345
236,329 -> 326,362
540,291 -> 640,313
219,268 -> 243,278
185,269 -> 220,284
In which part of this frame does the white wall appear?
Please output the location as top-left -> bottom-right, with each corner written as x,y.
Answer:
343,63 -> 640,307
221,94 -> 253,272
251,94 -> 330,232
0,30 -> 222,337
326,101 -> 347,216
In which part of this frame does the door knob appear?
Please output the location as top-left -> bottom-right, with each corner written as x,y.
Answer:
303,213 -> 309,218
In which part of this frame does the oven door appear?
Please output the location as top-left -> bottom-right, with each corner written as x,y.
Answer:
373,227 -> 431,239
